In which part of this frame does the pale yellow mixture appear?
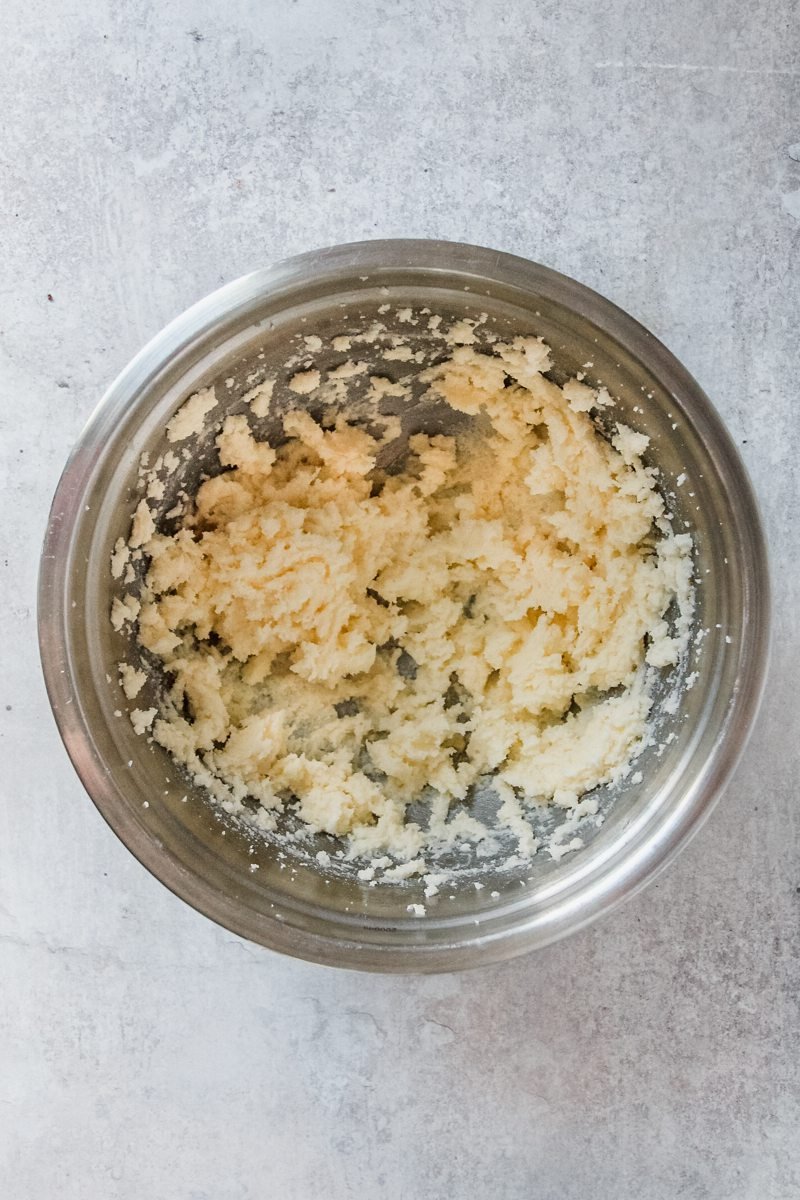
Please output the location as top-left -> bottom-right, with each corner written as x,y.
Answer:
118,334 -> 693,862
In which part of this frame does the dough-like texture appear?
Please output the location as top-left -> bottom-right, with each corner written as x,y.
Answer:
166,387 -> 217,443
131,338 -> 692,859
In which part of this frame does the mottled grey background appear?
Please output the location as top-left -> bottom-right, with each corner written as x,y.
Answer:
1,1 -> 799,1197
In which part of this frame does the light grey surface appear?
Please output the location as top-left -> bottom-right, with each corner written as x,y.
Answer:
1,0 -> 798,1196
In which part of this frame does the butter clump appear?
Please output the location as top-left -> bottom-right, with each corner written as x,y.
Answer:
129,339 -> 692,859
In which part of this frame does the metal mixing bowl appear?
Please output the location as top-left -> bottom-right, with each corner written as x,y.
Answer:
38,240 -> 769,972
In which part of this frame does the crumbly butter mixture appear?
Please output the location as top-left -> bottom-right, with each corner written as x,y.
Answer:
117,334 -> 693,863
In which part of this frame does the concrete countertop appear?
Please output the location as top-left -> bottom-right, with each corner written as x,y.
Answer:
1,1 -> 798,1196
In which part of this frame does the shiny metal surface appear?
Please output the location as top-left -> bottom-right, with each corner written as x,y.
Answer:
38,240 -> 770,972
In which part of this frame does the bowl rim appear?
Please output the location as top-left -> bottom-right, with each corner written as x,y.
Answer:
38,238 -> 771,972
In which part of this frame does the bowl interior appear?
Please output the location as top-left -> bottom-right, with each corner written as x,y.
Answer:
40,243 -> 767,969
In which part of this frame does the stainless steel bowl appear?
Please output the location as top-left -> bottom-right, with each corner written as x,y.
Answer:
38,240 -> 770,972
